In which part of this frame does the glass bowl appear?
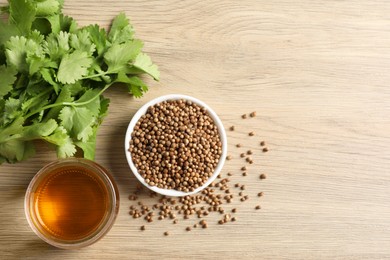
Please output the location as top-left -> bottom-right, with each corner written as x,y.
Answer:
24,158 -> 119,249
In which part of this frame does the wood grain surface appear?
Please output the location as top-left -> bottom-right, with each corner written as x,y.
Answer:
1,0 -> 390,259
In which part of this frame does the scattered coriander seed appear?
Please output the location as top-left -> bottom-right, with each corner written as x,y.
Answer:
260,174 -> 267,179
140,225 -> 145,231
236,143 -> 242,148
249,111 -> 256,117
128,111 -> 270,234
229,126 -> 235,131
249,131 -> 255,136
128,195 -> 138,200
242,114 -> 247,119
262,147 -> 269,153
164,231 -> 169,236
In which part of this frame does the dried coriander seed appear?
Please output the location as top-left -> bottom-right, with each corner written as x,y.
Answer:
226,155 -> 232,160
249,111 -> 256,117
262,147 -> 269,153
140,225 -> 145,231
164,231 -> 169,236
260,141 -> 265,146
241,114 -> 247,119
229,126 -> 235,131
255,205 -> 261,210
129,99 -> 223,192
260,174 -> 267,179
258,192 -> 264,197
249,131 -> 255,136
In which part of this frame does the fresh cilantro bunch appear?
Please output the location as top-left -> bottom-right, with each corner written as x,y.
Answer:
0,0 -> 159,164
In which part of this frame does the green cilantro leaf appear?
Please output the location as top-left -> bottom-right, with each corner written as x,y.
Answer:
0,139 -> 35,163
43,32 -> 69,61
133,53 -> 160,80
75,89 -> 101,117
108,13 -> 134,44
43,85 -> 73,120
43,126 -> 77,158
5,36 -> 29,72
85,24 -> 107,56
8,0 -> 36,35
115,71 -> 148,98
57,50 -> 93,84
104,40 -> 143,73
70,30 -> 96,54
0,65 -> 17,98
59,106 -> 95,142
47,13 -> 78,34
20,119 -> 58,140
75,125 -> 97,160
36,0 -> 61,16
0,20 -> 19,46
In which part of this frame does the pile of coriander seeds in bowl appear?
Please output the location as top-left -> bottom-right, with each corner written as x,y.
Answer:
125,94 -> 228,196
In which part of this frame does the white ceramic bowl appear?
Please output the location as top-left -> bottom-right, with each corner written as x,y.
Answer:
124,94 -> 227,197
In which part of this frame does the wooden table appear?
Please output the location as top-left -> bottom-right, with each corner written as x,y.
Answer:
1,0 -> 390,259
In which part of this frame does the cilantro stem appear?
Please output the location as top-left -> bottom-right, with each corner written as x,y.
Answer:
62,83 -> 112,106
25,83 -> 113,119
81,72 -> 109,80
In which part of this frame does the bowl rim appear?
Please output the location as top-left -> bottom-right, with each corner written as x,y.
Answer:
124,94 -> 227,197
